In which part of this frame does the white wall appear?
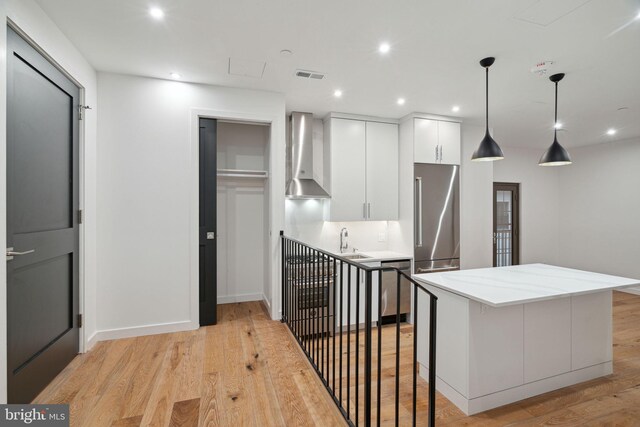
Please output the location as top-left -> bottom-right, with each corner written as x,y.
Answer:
558,138 -> 640,290
96,72 -> 285,339
460,124 -> 494,269
0,0 -> 98,402
493,146 -> 561,264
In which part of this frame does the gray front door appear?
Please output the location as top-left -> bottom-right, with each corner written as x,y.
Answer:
6,27 -> 80,403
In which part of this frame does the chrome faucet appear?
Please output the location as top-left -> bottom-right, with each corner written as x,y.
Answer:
340,227 -> 349,253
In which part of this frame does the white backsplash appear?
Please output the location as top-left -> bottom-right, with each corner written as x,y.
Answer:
284,199 -> 393,253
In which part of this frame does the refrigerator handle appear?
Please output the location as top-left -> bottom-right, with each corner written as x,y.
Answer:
415,177 -> 423,247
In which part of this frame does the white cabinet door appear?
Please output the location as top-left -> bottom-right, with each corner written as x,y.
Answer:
468,302 -> 524,398
438,121 -> 461,165
571,292 -> 613,370
414,118 -> 438,163
366,122 -> 398,220
523,298 -> 571,383
328,119 -> 366,221
337,261 -> 379,327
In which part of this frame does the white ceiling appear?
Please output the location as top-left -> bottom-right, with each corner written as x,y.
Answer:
36,0 -> 640,148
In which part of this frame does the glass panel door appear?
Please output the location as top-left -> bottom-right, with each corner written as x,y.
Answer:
493,183 -> 520,267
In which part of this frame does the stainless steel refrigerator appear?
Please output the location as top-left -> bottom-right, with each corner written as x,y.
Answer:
414,163 -> 460,274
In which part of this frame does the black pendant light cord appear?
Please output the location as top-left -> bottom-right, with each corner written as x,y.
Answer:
554,80 -> 558,139
486,67 -> 489,130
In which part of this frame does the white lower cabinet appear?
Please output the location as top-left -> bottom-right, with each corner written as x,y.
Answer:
523,298 -> 571,383
468,302 -> 524,398
336,261 -> 379,328
416,284 -> 614,415
571,292 -> 612,370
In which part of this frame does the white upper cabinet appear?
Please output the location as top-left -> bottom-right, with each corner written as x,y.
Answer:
414,118 -> 439,164
325,116 -> 399,221
326,118 -> 367,221
438,120 -> 461,164
366,121 -> 399,221
414,118 -> 461,165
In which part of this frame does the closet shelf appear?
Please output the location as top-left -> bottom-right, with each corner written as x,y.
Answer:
217,169 -> 269,179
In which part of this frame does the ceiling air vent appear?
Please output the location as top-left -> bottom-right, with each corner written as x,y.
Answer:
295,69 -> 326,80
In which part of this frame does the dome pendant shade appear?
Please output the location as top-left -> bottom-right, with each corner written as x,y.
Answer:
539,137 -> 572,166
472,57 -> 504,162
539,73 -> 572,166
472,130 -> 504,161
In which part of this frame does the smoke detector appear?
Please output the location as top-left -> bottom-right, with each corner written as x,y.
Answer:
295,69 -> 326,80
531,60 -> 555,76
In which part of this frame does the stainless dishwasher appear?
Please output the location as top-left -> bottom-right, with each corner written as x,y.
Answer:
380,259 -> 412,321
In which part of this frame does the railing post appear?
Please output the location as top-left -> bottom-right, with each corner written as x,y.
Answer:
364,269 -> 373,427
428,296 -> 438,427
280,231 -> 285,323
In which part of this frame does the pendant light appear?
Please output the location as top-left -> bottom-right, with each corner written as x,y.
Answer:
539,73 -> 572,166
472,57 -> 504,161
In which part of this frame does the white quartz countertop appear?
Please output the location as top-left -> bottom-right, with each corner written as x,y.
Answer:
413,263 -> 640,307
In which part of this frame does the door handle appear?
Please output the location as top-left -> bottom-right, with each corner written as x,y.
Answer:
435,146 -> 438,162
6,247 -> 35,261
439,145 -> 443,163
415,177 -> 423,247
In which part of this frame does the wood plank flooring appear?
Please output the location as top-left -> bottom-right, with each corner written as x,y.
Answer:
35,291 -> 640,426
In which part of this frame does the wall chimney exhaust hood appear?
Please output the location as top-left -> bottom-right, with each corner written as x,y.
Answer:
286,112 -> 330,199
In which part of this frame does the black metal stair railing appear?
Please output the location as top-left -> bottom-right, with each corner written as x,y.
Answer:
280,231 -> 438,427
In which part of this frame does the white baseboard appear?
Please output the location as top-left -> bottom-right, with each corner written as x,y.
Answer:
88,320 -> 199,345
262,293 -> 271,312
217,293 -> 263,304
420,361 -> 612,415
622,287 -> 640,296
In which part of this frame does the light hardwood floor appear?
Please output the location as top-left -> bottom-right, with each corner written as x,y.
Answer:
35,291 -> 640,426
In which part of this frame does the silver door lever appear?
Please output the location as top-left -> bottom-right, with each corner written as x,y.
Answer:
6,247 -> 35,261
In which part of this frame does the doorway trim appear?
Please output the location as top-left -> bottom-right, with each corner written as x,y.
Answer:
189,108 -> 279,326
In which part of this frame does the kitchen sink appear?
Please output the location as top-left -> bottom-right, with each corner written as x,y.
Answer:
340,253 -> 371,260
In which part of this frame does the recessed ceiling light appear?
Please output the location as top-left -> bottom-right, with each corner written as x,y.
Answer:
170,72 -> 181,79
452,105 -> 460,113
554,122 -> 563,129
379,42 -> 391,54
397,98 -> 406,106
333,89 -> 343,98
607,128 -> 617,135
149,7 -> 164,20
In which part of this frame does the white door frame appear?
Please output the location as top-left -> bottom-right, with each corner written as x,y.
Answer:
189,108 -> 280,325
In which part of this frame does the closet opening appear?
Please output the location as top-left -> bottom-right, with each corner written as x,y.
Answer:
199,118 -> 271,326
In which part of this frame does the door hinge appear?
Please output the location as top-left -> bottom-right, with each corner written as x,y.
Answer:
77,209 -> 83,224
78,105 -> 92,120
77,314 -> 83,328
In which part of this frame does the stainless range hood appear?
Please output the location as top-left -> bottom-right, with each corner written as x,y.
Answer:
286,112 -> 330,199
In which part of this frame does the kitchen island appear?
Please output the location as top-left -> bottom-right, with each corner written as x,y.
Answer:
413,264 -> 640,415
